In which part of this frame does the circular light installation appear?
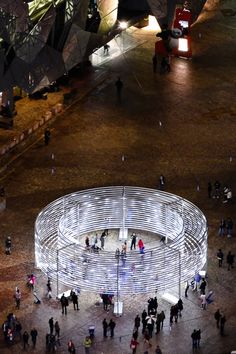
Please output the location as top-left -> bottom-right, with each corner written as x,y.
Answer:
35,186 -> 207,295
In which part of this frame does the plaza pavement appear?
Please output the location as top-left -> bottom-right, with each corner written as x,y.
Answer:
0,1 -> 236,353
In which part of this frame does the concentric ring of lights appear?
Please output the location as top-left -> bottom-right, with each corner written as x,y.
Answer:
35,186 -> 208,295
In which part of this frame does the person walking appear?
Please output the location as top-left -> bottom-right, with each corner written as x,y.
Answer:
130,233 -> 137,250
115,77 -> 123,102
102,318 -> 108,338
159,310 -> 165,329
142,309 -> 147,333
83,336 -> 92,354
159,175 -> 166,190
134,314 -> 141,331
104,44 -> 110,54
152,55 -> 157,73
199,278 -> 207,294
49,317 -> 54,335
60,293 -> 69,314
47,278 -> 52,299
109,319 -> 116,338
14,288 -> 21,309
217,249 -> 224,267
30,328 -> 38,348
214,309 -> 221,328
130,337 -> 139,353
220,314 -> 226,335
23,331 -> 29,349
177,299 -> 183,317
55,321 -> 60,338
227,251 -> 234,270
72,291 -> 79,310
185,281 -> 190,297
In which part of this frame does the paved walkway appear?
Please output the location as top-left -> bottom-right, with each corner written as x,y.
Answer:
0,1 -> 236,354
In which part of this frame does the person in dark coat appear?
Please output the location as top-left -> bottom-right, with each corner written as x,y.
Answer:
214,309 -> 221,328
115,77 -> 123,102
60,293 -> 69,314
72,291 -> 79,310
177,299 -> 183,317
191,329 -> 197,349
49,317 -> 54,335
130,233 -> 137,250
196,329 -> 201,348
102,318 -> 108,338
30,328 -> 38,348
141,309 -> 147,333
199,279 -> 207,295
227,251 -> 235,270
134,315 -> 141,331
109,319 -> 116,338
23,331 -> 29,349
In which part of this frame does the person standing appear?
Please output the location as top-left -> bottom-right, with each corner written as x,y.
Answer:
60,293 -> 69,314
109,319 -> 116,338
220,314 -> 226,335
100,233 -> 105,250
138,238 -> 144,254
214,309 -> 221,328
115,77 -> 123,102
44,128 -> 51,145
177,299 -> 183,317
68,339 -> 76,353
83,336 -> 92,353
142,309 -> 147,333
227,251 -> 234,270
200,294 -> 207,310
218,219 -> 226,236
23,331 -> 29,349
30,328 -> 38,348
72,291 -> 79,310
49,317 -> 54,335
130,233 -> 137,250
199,278 -> 207,294
217,249 -> 224,267
196,329 -> 201,348
191,329 -> 197,349
14,288 -> 21,309
159,175 -> 166,190
5,236 -> 12,255
207,182 -> 212,198
152,55 -> 157,73
102,318 -> 108,338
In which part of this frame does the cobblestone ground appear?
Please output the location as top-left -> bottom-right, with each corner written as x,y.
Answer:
0,1 -> 236,353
